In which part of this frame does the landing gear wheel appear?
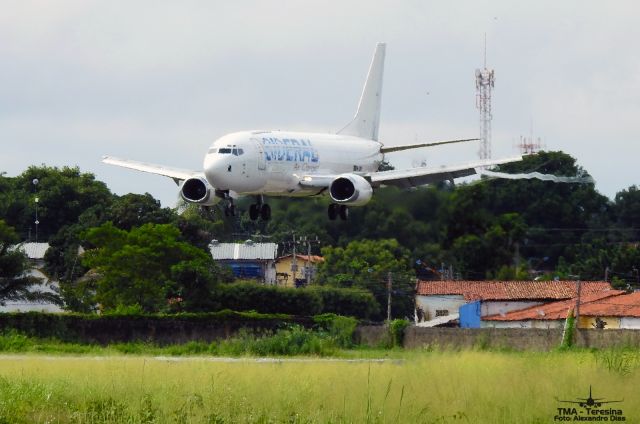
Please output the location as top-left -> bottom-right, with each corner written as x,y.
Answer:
224,203 -> 236,217
260,204 -> 271,221
328,204 -> 338,221
339,205 -> 349,221
249,204 -> 260,221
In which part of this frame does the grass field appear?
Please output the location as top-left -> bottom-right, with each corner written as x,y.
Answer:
0,349 -> 638,423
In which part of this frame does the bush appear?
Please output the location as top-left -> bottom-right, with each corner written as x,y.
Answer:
314,314 -> 358,348
308,287 -> 380,319
218,325 -> 335,356
389,319 -> 410,348
560,312 -> 575,349
213,283 -> 324,316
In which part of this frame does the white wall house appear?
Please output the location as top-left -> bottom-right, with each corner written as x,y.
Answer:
620,317 -> 640,329
482,290 -> 634,329
3,243 -> 62,313
416,280 -> 614,328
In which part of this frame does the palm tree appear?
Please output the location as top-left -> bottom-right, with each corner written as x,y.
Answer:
0,220 -> 61,306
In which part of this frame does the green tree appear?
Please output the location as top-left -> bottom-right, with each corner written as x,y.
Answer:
488,151 -> 612,266
3,166 -> 114,241
82,222 -> 223,312
316,239 -> 415,320
107,193 -> 176,231
0,220 -> 60,305
614,185 -> 640,237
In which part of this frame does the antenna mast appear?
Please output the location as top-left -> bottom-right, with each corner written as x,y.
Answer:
517,119 -> 544,154
476,34 -> 495,160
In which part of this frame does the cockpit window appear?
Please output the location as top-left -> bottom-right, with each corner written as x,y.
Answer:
232,148 -> 245,156
219,148 -> 232,154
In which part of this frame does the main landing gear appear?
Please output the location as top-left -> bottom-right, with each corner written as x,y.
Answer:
223,200 -> 236,217
249,197 -> 271,221
328,204 -> 348,221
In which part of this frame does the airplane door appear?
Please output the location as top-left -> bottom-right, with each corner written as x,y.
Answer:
253,139 -> 266,170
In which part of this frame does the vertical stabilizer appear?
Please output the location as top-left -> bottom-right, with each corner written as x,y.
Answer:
338,43 -> 386,141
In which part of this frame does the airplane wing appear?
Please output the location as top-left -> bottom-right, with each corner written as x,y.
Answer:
367,156 -> 523,189
380,138 -> 478,154
102,156 -> 199,185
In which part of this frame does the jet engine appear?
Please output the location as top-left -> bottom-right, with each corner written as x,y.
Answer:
329,174 -> 373,206
180,177 -> 220,206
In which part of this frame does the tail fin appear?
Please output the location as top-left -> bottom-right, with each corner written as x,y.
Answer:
338,42 -> 386,141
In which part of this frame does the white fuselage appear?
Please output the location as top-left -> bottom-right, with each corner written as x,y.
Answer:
203,130 -> 383,197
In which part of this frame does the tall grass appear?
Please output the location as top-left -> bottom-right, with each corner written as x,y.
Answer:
0,350 -> 637,423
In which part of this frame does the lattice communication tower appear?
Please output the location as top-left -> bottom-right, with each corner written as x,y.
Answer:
475,65 -> 495,160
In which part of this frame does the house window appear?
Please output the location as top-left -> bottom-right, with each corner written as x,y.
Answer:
435,309 -> 449,317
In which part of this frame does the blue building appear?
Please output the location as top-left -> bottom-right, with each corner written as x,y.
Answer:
209,240 -> 278,284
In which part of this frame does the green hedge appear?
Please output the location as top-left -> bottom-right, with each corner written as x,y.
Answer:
212,283 -> 379,319
307,286 -> 380,319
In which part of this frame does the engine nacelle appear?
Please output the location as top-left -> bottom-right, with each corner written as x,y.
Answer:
180,177 -> 220,206
329,174 -> 373,206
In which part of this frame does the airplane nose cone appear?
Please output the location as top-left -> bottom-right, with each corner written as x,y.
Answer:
204,155 -> 230,189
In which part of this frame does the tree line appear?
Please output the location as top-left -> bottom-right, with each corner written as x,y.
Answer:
2,151 -> 640,319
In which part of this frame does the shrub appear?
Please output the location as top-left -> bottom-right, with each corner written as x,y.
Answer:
314,314 -> 358,348
308,287 -> 379,319
389,319 -> 410,348
213,283 -> 324,316
212,282 -> 379,319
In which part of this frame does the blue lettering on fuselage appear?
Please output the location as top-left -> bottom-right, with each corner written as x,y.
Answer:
261,137 -> 319,163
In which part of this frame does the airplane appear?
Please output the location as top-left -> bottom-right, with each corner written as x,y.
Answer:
103,43 -> 523,221
557,386 -> 623,408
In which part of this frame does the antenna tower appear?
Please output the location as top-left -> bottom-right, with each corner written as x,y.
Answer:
475,34 -> 495,160
517,120 -> 545,154
517,135 -> 544,155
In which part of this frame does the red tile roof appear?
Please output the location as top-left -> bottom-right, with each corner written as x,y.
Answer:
579,291 -> 640,317
416,280 -> 614,301
484,290 -> 626,321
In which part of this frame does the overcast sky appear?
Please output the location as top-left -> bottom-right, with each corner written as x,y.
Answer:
1,1 -> 639,207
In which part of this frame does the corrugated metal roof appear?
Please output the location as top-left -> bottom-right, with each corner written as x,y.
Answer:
416,313 -> 460,327
9,243 -> 50,260
209,242 -> 278,260
416,280 -> 614,301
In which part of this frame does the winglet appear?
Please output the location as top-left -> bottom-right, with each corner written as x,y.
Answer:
338,43 -> 386,141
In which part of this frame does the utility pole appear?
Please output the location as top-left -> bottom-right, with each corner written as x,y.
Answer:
305,237 -> 312,285
291,232 -> 298,281
387,272 -> 392,322
575,278 -> 582,326
33,178 -> 39,243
